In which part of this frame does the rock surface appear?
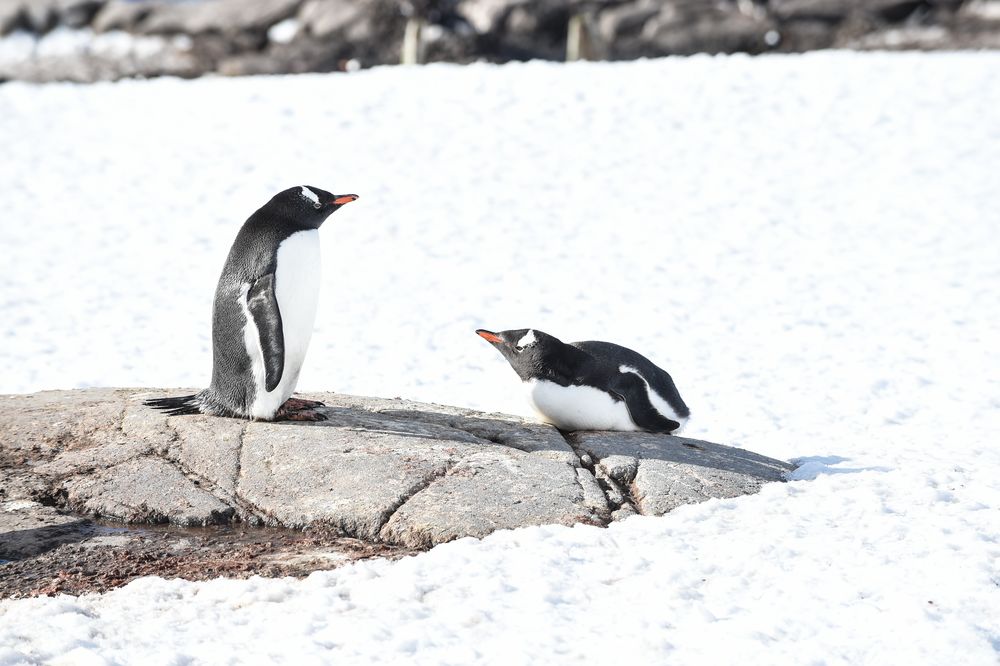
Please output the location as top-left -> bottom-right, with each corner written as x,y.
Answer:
0,0 -> 997,82
1,388 -> 793,595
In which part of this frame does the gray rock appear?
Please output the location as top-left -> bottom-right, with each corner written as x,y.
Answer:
493,0 -> 586,59
62,456 -> 235,526
0,388 -> 125,461
0,0 -> 993,83
15,0 -> 103,33
139,0 -> 303,36
300,0 -> 374,39
0,389 -> 792,548
0,467 -> 48,505
571,431 -> 794,515
91,1 -> 152,34
641,4 -> 778,55
237,421 -> 457,536
380,451 -> 607,547
769,0 -> 924,23
0,0 -> 26,35
169,416 -> 245,495
596,0 -> 660,42
457,0 -> 517,34
773,18 -> 837,50
33,439 -> 153,479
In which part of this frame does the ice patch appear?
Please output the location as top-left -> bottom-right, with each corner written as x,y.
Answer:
269,18 -> 300,45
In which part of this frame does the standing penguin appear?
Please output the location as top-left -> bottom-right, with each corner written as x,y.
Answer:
475,328 -> 689,433
145,186 -> 358,421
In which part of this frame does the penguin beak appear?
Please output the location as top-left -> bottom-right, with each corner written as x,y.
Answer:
331,194 -> 359,205
476,329 -> 503,344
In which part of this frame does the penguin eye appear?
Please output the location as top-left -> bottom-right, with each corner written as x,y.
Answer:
313,202 -> 322,210
514,345 -> 524,352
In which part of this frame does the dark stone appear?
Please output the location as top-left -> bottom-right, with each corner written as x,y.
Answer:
19,0 -> 104,33
596,0 -> 660,42
0,1 -> 28,36
643,7 -> 778,55
0,0 -> 992,82
138,0 -> 302,37
776,18 -> 838,50
769,0 -> 930,24
91,1 -> 153,33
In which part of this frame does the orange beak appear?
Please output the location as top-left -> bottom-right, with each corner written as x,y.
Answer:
476,329 -> 503,344
332,194 -> 359,205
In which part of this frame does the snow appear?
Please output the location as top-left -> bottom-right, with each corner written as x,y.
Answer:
1,52 -> 1000,663
268,18 -> 300,45
0,29 -> 180,69
32,27 -> 91,59
0,31 -> 35,65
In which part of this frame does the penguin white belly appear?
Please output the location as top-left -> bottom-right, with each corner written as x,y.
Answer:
245,230 -> 321,419
525,379 -> 639,431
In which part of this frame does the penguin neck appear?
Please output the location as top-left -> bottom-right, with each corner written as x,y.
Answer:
248,208 -> 325,234
273,213 -> 323,232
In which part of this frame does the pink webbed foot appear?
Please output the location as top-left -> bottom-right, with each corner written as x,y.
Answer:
281,397 -> 326,411
274,407 -> 327,422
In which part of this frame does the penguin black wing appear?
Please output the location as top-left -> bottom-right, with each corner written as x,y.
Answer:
246,273 -> 284,392
607,372 -> 681,434
573,341 -> 690,419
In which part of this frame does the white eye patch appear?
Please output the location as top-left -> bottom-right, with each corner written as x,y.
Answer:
299,186 -> 320,206
516,330 -> 537,349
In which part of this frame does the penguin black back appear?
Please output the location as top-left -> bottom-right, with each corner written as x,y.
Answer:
571,340 -> 690,420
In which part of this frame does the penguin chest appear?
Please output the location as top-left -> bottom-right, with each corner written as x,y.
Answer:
247,230 -> 321,418
525,379 -> 639,432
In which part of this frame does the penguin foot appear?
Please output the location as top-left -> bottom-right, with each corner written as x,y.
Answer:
282,397 -> 326,411
275,409 -> 328,422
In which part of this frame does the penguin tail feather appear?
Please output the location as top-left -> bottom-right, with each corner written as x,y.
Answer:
143,394 -> 202,416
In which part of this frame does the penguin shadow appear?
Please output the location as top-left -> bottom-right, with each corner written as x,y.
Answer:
787,455 -> 893,481
284,403 -> 790,475
287,404 -> 574,454
555,430 -> 799,479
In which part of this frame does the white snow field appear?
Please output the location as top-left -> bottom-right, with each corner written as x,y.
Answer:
2,52 -> 1000,664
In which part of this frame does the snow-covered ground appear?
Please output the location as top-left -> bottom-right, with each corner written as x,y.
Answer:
2,52 -> 999,664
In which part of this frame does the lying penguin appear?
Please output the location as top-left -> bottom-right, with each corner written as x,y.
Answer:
476,328 -> 689,434
145,186 -> 358,421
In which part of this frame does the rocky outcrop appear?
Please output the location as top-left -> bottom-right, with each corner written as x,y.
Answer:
1,388 -> 792,551
0,0 -> 997,83
0,388 -> 794,596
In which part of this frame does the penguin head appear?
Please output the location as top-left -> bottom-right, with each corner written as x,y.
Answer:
475,328 -> 566,381
267,185 -> 359,229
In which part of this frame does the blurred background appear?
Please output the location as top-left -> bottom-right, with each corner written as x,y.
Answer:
1,0 -> 1000,82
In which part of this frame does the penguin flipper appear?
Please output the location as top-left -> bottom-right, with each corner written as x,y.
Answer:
246,274 -> 284,392
609,373 -> 681,434
575,340 -> 690,419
